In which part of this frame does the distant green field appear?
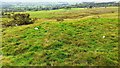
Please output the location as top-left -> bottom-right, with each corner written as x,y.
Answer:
1,7 -> 118,66
14,7 -> 118,19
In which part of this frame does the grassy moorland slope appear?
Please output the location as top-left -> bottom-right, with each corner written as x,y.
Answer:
15,7 -> 118,19
1,7 -> 118,66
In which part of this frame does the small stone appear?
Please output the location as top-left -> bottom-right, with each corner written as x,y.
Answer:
15,24 -> 18,26
34,27 -> 39,30
103,36 -> 105,38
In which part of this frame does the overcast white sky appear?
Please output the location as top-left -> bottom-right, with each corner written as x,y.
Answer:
0,0 -> 119,2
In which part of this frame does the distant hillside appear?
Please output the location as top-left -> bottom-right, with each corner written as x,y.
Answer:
2,1 -> 118,12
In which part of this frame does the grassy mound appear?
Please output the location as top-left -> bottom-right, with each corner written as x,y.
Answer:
2,17 -> 118,66
1,7 -> 118,66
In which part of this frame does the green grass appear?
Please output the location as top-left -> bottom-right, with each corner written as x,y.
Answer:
1,7 -> 118,66
13,7 -> 118,19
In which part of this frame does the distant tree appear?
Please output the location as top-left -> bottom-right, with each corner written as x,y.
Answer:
64,6 -> 71,10
1,11 -> 4,16
89,6 -> 93,8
